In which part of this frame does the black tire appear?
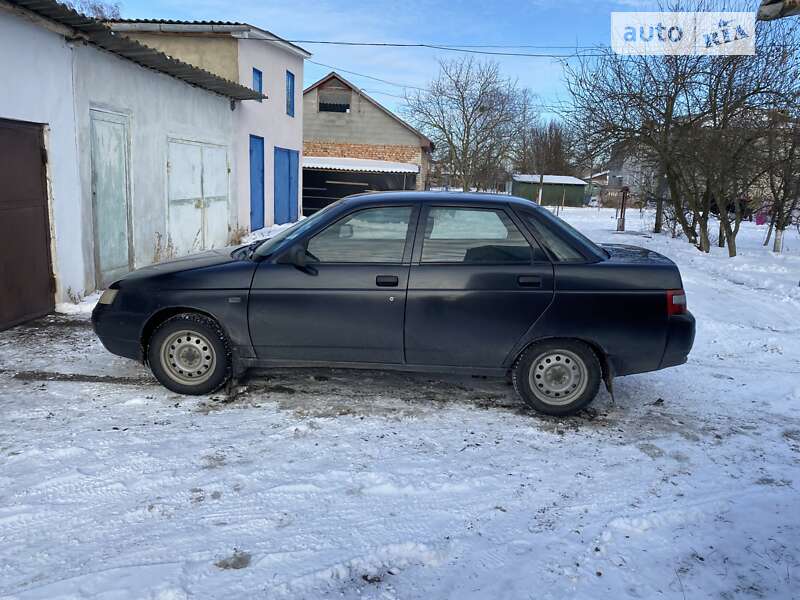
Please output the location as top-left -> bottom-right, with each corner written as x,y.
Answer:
512,339 -> 601,416
147,313 -> 231,395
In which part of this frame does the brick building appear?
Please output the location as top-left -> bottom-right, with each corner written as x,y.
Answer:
302,72 -> 433,213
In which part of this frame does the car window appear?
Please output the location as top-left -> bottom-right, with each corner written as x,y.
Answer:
421,208 -> 540,264
253,200 -> 341,258
307,206 -> 412,263
522,213 -> 586,262
521,208 -> 608,262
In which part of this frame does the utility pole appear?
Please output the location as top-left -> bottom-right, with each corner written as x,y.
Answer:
617,187 -> 629,232
537,173 -> 544,205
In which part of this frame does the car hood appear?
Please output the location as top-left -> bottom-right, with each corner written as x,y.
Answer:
116,247 -> 257,290
127,248 -> 239,277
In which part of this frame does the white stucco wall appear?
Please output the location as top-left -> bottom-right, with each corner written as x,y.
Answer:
1,5 -> 237,299
235,39 -> 305,228
72,42 -> 235,290
0,6 -> 84,300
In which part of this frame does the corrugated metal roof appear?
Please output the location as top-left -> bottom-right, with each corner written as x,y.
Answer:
8,0 -> 265,101
107,19 -> 247,25
106,19 -> 311,57
303,156 -> 420,174
513,174 -> 588,186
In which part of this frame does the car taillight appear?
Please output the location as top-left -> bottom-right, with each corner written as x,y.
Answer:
667,289 -> 687,316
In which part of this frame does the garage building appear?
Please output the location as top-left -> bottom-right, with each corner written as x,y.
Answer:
511,174 -> 589,207
0,0 -> 260,329
302,72 -> 433,213
302,157 -> 419,214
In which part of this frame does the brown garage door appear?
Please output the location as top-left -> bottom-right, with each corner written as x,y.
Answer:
0,118 -> 55,331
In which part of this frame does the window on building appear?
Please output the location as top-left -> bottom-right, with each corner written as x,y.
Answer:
252,68 -> 263,102
307,207 -> 412,263
286,70 -> 295,117
318,87 -> 351,113
421,208 -> 537,264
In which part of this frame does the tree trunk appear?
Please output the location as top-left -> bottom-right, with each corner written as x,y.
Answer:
726,234 -> 737,257
722,221 -> 737,257
698,220 -> 711,252
763,217 -> 774,246
654,196 -> 664,234
773,228 -> 784,253
718,220 -> 725,248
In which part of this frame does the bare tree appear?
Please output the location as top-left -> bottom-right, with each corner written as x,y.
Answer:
761,112 -> 800,252
564,2 -> 800,256
565,47 -> 705,240
66,0 -> 122,19
513,120 -> 577,176
405,57 -> 531,191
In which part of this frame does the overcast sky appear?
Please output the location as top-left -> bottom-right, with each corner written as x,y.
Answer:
120,0 -> 760,118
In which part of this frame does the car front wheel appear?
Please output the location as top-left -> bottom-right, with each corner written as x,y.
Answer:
512,339 -> 601,416
147,313 -> 231,395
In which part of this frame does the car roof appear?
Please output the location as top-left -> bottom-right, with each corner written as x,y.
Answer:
340,191 -> 540,210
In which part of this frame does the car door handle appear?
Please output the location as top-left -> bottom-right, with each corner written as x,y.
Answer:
518,275 -> 542,288
376,275 -> 399,287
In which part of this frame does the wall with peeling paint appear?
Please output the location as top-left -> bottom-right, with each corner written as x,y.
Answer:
72,41 -> 236,291
1,5 -> 238,302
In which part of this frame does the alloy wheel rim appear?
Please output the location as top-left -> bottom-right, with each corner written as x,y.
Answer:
160,330 -> 216,386
528,349 -> 588,406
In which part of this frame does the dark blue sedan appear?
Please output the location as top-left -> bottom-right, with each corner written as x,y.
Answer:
92,192 -> 695,416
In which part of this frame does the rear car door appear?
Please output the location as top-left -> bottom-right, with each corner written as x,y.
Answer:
248,204 -> 418,364
405,204 -> 555,368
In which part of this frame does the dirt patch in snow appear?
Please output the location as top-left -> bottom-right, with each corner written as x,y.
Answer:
7,370 -> 152,385
215,549 -> 251,570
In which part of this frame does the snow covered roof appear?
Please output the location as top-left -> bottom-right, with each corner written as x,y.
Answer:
513,174 -> 588,186
303,156 -> 419,174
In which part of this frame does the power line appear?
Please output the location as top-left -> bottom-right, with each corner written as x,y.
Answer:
294,40 -> 606,50
361,89 -> 408,100
294,39 -> 603,58
361,89 -> 567,113
307,60 -> 426,90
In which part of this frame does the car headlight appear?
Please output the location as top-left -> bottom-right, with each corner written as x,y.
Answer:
98,289 -> 119,305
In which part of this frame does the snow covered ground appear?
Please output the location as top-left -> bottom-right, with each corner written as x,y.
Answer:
1,209 -> 798,599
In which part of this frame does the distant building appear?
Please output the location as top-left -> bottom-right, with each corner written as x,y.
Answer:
302,72 -> 433,213
0,0 -> 259,329
108,19 -> 311,228
583,170 -> 609,200
511,175 -> 588,207
605,144 -> 661,206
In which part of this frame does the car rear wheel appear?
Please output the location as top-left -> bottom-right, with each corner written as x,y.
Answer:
147,313 -> 231,395
512,339 -> 601,416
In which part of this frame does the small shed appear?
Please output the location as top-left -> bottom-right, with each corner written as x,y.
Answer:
512,174 -> 588,207
302,156 -> 418,214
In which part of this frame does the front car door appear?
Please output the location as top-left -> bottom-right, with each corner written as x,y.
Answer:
405,203 -> 555,368
248,204 -> 418,364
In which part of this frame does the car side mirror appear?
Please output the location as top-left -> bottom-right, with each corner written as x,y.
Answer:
283,243 -> 317,275
288,243 -> 307,268
339,223 -> 354,239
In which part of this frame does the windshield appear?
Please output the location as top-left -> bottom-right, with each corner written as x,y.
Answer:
252,201 -> 342,258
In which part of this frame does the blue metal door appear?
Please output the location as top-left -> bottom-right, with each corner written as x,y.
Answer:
274,147 -> 299,224
249,135 -> 264,231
